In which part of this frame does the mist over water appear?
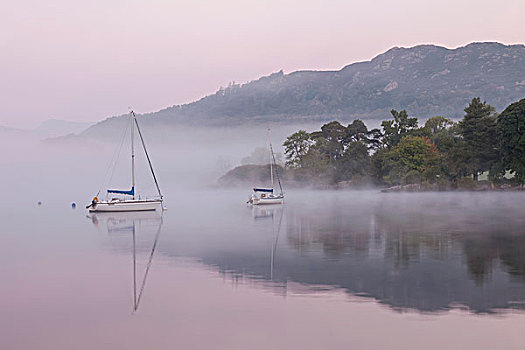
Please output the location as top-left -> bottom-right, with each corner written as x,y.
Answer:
2,122 -> 325,202
2,124 -> 525,349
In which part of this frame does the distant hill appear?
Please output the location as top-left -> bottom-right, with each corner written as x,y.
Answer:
0,119 -> 93,141
0,125 -> 27,135
35,119 -> 93,138
82,42 -> 525,135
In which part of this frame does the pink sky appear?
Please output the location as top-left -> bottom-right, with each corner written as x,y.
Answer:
1,0 -> 524,128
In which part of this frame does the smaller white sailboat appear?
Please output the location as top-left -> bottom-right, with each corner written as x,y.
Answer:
248,129 -> 284,205
86,111 -> 164,212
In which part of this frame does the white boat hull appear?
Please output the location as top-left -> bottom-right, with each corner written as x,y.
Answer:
251,196 -> 284,205
89,199 -> 162,212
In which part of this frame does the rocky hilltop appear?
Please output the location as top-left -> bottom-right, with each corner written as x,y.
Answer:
83,42 -> 525,135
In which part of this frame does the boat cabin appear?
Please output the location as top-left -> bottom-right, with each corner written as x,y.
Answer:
253,187 -> 274,199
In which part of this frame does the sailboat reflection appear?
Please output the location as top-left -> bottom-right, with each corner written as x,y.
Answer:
252,206 -> 277,221
252,206 -> 284,281
270,207 -> 284,281
89,211 -> 163,312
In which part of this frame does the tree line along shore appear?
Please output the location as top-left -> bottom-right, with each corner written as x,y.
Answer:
219,97 -> 525,191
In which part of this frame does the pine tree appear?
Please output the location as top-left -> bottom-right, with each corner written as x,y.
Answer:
457,98 -> 498,180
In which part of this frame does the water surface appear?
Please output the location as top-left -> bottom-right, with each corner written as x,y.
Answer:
2,189 -> 525,349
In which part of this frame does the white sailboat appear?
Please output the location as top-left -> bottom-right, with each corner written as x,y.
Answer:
87,111 -> 164,212
248,130 -> 284,205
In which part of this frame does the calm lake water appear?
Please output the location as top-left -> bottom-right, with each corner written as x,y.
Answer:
2,188 -> 525,349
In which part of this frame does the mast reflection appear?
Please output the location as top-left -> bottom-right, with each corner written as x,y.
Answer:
89,212 -> 163,312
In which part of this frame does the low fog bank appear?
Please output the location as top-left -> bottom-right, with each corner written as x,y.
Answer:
3,118 -> 523,209
1,122 -> 324,206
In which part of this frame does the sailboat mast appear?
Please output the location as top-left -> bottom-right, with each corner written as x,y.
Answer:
134,118 -> 163,200
268,128 -> 274,190
269,135 -> 284,196
131,111 -> 136,200
132,221 -> 137,310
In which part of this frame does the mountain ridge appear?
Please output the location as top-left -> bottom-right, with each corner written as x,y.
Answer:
82,41 -> 525,136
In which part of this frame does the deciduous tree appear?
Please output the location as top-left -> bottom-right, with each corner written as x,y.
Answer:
497,98 -> 525,184
381,109 -> 419,148
283,130 -> 312,168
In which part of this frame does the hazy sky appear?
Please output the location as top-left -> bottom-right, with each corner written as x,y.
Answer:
1,0 -> 524,128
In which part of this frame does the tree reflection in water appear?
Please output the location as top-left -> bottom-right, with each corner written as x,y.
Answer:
281,195 -> 525,313
88,193 -> 525,314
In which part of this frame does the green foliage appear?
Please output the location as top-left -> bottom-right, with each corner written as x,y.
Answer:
280,97 -> 524,189
345,119 -> 368,143
301,148 -> 332,178
347,119 -> 383,150
284,120 -> 376,184
311,121 -> 347,160
283,130 -> 312,168
424,117 -> 455,151
440,136 -> 469,179
422,117 -> 467,180
373,136 -> 441,185
290,147 -> 333,183
336,141 -> 370,182
457,98 -> 499,180
424,116 -> 454,136
497,98 -> 525,184
381,109 -> 419,148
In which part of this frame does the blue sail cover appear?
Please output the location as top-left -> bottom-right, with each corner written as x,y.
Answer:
108,187 -> 134,196
253,188 -> 273,193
